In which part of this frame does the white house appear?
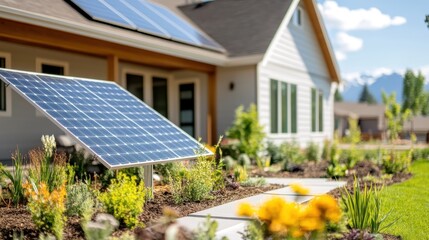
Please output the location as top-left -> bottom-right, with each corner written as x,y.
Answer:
0,0 -> 340,161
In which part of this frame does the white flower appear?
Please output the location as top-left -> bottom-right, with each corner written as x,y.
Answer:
41,135 -> 56,158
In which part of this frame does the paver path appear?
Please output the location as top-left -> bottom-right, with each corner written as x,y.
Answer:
176,178 -> 346,240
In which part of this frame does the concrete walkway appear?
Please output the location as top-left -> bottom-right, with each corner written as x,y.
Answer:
176,178 -> 346,240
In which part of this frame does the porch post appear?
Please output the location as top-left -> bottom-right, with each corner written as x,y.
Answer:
207,71 -> 217,145
107,55 -> 119,83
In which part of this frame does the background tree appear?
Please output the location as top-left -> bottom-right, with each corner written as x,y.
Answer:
425,15 -> 429,28
402,69 -> 425,115
359,83 -> 377,104
382,91 -> 411,141
334,87 -> 343,102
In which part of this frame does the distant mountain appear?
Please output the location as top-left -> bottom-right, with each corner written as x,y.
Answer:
342,73 -> 429,103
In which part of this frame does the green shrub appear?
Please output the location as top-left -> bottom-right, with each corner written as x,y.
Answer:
306,142 -> 321,162
240,177 -> 267,187
266,142 -> 283,164
154,162 -> 175,184
24,181 -> 66,239
234,165 -> 248,183
341,180 -> 396,233
98,173 -> 147,228
280,142 -> 305,171
65,182 -> 95,222
363,149 -> 382,163
382,150 -> 412,174
327,140 -> 346,178
237,154 -> 251,167
226,104 -> 265,159
170,157 -> 215,204
322,140 -> 331,161
222,156 -> 236,170
344,118 -> 361,144
69,150 -> 91,180
341,148 -> 364,169
1,149 -> 25,206
412,147 -> 429,161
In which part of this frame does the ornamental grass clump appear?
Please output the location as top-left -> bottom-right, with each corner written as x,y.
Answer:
1,149 -> 25,206
23,182 -> 67,239
98,173 -> 147,228
341,179 -> 396,234
170,158 -> 215,204
237,194 -> 341,239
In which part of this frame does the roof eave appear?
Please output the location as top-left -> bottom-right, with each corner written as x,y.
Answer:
304,0 -> 341,83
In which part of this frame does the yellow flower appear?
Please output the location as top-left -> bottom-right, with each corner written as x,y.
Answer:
257,197 -> 285,221
237,202 -> 255,217
279,201 -> 300,227
290,183 -> 310,195
310,194 -> 341,223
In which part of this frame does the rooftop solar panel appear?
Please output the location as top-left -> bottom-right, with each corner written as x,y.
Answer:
0,69 -> 212,169
67,0 -> 225,52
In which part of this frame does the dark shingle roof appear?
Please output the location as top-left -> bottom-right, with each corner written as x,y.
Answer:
179,0 -> 293,57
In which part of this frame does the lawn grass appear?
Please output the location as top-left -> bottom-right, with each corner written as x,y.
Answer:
380,160 -> 429,240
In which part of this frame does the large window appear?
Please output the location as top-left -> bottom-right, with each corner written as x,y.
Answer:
0,57 -> 6,112
152,76 -> 168,118
311,88 -> 323,132
36,58 -> 69,76
270,79 -> 297,134
126,73 -> 144,101
0,53 -> 11,116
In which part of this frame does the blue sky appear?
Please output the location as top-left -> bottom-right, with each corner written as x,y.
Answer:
316,0 -> 429,84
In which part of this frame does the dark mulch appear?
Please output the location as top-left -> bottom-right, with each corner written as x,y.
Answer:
0,184 -> 282,240
251,160 -> 329,178
140,184 -> 281,226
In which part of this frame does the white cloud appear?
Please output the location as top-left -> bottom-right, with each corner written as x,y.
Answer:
334,32 -> 363,61
318,1 -> 407,31
336,32 -> 363,52
335,50 -> 347,61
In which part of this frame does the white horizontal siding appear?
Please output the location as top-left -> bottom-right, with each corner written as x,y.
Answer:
258,3 -> 334,147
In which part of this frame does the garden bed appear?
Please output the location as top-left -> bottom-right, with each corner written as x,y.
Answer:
0,183 -> 282,240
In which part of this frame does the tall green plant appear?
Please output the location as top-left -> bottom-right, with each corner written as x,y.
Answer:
341,179 -> 396,233
226,104 -> 265,159
1,149 -> 25,206
382,92 -> 411,141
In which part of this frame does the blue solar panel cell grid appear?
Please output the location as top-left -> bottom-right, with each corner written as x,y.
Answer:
69,0 -> 224,52
103,0 -> 168,37
0,69 -> 211,169
70,0 -> 135,29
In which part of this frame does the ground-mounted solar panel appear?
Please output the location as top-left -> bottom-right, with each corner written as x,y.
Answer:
0,69 -> 212,169
67,0 -> 225,52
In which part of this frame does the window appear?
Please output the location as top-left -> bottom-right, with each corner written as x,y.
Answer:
311,88 -> 323,132
270,79 -> 297,134
0,57 -> 6,112
36,58 -> 69,76
0,52 -> 11,116
126,73 -> 144,101
292,7 -> 302,26
152,76 -> 168,118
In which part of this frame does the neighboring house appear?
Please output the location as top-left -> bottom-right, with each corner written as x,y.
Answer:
403,116 -> 429,143
334,102 -> 385,140
0,0 -> 340,160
